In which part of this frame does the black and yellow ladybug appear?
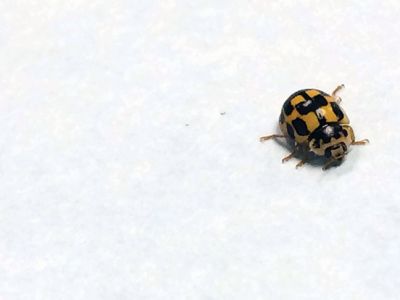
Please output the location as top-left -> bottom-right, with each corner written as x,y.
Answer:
260,85 -> 369,170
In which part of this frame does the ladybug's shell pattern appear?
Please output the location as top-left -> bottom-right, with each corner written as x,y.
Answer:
279,89 -> 350,144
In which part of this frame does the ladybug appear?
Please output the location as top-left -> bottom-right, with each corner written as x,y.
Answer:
260,85 -> 369,170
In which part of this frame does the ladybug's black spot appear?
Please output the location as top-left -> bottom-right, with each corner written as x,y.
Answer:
312,139 -> 321,148
314,94 -> 329,106
300,91 -> 313,101
283,100 -> 294,116
333,127 -> 342,139
295,100 -> 313,115
331,102 -> 344,121
295,93 -> 328,115
308,123 -> 340,144
318,115 -> 327,126
292,118 -> 310,136
279,111 -> 284,124
321,124 -> 342,141
287,124 -> 295,139
343,129 -> 348,137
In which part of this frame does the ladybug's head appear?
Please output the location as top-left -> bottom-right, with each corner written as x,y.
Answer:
324,142 -> 348,161
308,124 -> 355,160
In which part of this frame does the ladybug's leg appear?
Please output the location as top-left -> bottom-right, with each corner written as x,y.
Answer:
282,142 -> 301,163
332,84 -> 345,104
322,157 -> 346,170
282,150 -> 296,163
322,159 -> 335,171
259,134 -> 286,142
352,139 -> 369,145
295,159 -> 307,169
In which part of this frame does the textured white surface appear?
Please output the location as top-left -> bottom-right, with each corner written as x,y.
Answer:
1,1 -> 400,299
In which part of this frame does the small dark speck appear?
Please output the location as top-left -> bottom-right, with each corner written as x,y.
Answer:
220,112 -> 226,115
185,124 -> 190,127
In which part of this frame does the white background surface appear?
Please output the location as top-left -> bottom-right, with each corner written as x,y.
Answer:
1,1 -> 399,299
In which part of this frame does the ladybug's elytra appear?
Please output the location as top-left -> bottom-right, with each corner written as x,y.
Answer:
260,85 -> 369,170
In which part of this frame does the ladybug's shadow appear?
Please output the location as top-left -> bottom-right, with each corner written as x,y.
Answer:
271,126 -> 344,170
